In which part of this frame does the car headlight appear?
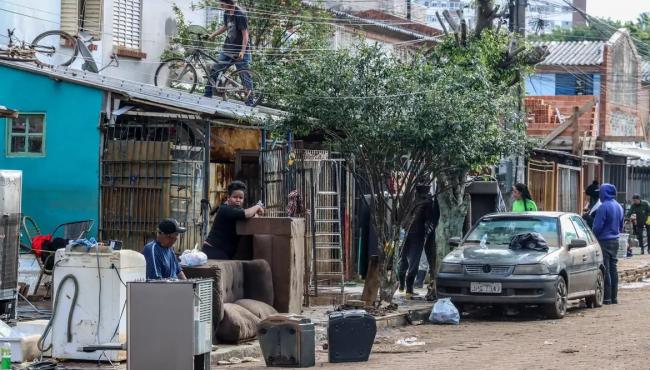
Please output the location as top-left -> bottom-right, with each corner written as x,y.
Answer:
440,263 -> 463,274
513,264 -> 549,275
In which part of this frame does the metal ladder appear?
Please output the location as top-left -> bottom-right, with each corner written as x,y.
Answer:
313,159 -> 344,293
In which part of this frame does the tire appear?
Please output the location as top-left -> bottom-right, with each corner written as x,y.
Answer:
545,276 -> 568,319
154,59 -> 198,93
586,269 -> 604,308
31,30 -> 78,67
218,68 -> 264,107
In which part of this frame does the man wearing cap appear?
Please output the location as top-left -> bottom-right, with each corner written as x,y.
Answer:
142,219 -> 187,280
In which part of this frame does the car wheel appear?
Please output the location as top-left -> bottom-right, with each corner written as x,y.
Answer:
545,276 -> 568,319
586,270 -> 604,308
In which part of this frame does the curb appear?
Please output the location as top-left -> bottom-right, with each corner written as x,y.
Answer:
619,265 -> 650,283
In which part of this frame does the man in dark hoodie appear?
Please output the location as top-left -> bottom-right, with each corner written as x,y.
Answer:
592,183 -> 624,304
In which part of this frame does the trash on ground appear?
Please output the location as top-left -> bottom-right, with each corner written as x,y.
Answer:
395,337 -> 425,346
429,298 -> 460,325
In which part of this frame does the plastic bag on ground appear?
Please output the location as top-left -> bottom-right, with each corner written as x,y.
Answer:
429,298 -> 460,325
180,248 -> 208,267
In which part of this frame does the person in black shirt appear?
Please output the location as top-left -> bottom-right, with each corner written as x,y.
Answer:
398,185 -> 436,298
205,0 -> 254,105
203,180 -> 264,259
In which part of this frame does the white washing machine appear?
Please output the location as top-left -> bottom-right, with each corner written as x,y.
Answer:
50,249 -> 145,361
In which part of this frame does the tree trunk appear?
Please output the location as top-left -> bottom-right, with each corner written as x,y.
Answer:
426,174 -> 470,299
361,256 -> 380,305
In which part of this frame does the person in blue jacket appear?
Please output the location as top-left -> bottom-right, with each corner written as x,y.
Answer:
592,183 -> 624,304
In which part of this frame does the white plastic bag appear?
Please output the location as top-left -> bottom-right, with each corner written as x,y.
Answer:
428,298 -> 460,325
180,247 -> 208,267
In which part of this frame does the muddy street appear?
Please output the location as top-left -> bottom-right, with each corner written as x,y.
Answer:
226,281 -> 650,370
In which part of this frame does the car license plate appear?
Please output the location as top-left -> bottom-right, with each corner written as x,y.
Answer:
470,282 -> 502,294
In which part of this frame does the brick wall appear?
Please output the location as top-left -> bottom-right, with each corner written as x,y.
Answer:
600,33 -> 644,140
525,95 -> 597,139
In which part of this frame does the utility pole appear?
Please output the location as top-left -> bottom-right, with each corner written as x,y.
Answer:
508,0 -> 526,36
508,0 -> 527,185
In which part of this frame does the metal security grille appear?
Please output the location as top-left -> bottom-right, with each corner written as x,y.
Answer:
113,0 -> 142,49
0,214 -> 19,299
100,119 -> 206,252
196,280 -> 212,323
260,146 -> 289,217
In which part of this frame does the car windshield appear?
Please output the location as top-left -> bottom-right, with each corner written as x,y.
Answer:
465,217 -> 559,248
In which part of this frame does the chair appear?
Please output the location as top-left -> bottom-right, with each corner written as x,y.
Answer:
32,219 -> 95,297
20,216 -> 41,252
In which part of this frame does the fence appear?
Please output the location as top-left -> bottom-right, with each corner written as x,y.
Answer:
100,119 -> 207,252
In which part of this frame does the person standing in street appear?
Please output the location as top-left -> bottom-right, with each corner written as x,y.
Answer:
511,183 -> 538,212
626,194 -> 650,254
585,180 -> 600,209
592,183 -> 624,305
398,185 -> 435,299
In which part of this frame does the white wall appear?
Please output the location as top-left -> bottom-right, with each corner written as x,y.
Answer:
100,0 -> 206,83
0,0 -> 207,85
0,0 -> 62,44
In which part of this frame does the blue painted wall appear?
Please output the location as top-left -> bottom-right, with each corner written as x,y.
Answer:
526,72 -> 601,97
525,73 -> 556,96
0,65 -> 103,237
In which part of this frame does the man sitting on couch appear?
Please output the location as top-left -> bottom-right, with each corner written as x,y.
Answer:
142,219 -> 187,280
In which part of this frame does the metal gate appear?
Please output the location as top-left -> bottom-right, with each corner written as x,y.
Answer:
528,159 -> 555,211
100,119 -> 207,251
260,146 -> 289,217
557,165 -> 581,213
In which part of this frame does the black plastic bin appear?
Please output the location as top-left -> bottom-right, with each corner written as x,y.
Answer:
328,310 -> 376,363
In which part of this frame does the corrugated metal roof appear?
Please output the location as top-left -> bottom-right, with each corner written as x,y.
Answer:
533,40 -> 605,66
604,142 -> 650,167
0,60 -> 285,124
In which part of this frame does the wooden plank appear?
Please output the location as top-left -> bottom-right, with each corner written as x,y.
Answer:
542,100 -> 595,148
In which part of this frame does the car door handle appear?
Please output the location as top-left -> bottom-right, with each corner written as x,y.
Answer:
582,256 -> 588,262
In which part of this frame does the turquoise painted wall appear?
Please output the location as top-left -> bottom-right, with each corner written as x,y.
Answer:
0,65 -> 103,238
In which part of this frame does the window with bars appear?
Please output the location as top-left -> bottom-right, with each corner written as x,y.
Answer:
113,0 -> 142,50
6,114 -> 46,157
61,0 -> 103,38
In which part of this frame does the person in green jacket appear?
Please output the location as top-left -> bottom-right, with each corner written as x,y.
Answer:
512,183 -> 538,212
626,194 -> 650,254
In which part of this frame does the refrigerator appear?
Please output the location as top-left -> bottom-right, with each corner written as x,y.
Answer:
0,170 -> 21,320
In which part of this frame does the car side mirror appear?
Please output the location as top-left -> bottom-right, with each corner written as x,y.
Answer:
449,237 -> 462,248
568,239 -> 588,249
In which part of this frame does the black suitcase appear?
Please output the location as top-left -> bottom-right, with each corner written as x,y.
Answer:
257,315 -> 315,368
328,310 -> 376,363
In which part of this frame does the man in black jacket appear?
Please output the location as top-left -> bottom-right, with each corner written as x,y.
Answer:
627,194 -> 650,254
398,186 -> 439,298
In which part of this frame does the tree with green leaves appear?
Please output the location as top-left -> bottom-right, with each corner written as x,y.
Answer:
164,1 -> 334,62
529,13 -> 650,57
269,31 -> 534,302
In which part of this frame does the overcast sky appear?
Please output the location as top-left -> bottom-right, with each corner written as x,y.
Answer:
587,0 -> 649,22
